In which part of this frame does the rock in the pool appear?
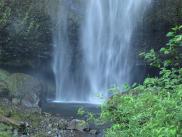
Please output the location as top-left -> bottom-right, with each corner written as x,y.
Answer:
67,119 -> 89,132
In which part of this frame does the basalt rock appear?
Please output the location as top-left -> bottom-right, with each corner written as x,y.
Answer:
0,69 -> 10,98
67,119 -> 89,132
7,73 -> 42,108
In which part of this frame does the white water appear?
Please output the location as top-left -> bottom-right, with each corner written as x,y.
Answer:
53,0 -> 150,103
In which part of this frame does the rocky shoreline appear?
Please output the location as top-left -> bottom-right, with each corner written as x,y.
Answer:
0,69 -> 102,137
0,97 -> 102,137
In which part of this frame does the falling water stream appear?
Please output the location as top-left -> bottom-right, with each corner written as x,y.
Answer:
52,0 -> 150,104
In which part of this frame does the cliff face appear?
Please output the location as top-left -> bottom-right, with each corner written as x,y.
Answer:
0,0 -> 181,75
0,0 -> 52,73
131,0 -> 182,81
136,0 -> 182,52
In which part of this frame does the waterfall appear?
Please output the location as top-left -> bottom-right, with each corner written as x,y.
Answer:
52,0 -> 150,103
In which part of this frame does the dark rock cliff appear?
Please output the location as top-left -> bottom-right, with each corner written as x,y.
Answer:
0,0 -> 181,82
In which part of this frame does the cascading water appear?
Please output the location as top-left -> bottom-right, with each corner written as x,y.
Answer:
81,0 -> 151,103
53,0 -> 150,103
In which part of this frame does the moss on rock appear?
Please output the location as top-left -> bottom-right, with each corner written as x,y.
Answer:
0,69 -> 10,82
0,69 -> 10,97
6,73 -> 41,98
0,123 -> 12,137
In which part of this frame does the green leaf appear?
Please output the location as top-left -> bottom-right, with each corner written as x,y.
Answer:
166,32 -> 174,37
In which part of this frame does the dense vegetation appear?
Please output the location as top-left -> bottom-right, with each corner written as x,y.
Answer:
0,0 -> 52,69
0,0 -> 182,136
96,26 -> 182,137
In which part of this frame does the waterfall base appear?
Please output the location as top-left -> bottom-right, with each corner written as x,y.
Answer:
42,100 -> 100,118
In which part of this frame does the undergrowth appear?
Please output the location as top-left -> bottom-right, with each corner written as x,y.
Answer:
78,25 -> 182,137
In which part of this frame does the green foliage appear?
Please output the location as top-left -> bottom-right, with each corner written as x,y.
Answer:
0,124 -> 12,137
140,49 -> 161,68
140,25 -> 182,69
0,101 -> 43,136
0,102 -> 43,129
102,84 -> 182,137
88,26 -> 182,137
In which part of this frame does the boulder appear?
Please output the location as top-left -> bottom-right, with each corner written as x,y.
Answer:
12,98 -> 21,105
89,129 -> 98,135
0,69 -> 10,81
0,80 -> 9,97
21,93 -> 40,108
58,119 -> 68,130
7,73 -> 42,107
0,69 -> 10,97
67,119 -> 89,132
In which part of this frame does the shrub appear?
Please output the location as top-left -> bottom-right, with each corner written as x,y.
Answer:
99,26 -> 182,137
